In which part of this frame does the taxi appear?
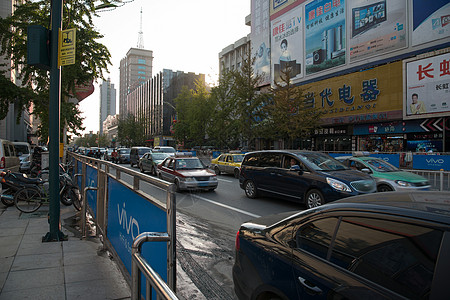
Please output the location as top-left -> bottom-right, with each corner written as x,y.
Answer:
336,152 -> 430,192
210,152 -> 245,178
157,152 -> 218,192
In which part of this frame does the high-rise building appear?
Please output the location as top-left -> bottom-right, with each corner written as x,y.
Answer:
0,0 -> 31,143
99,78 -> 116,135
119,48 -> 153,118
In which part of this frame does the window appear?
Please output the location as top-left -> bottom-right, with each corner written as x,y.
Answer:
295,218 -> 339,259
138,71 -> 145,75
218,155 -> 226,162
283,155 -> 306,170
244,154 -> 259,167
349,160 -> 365,171
138,59 -> 146,64
138,66 -> 146,69
226,156 -> 233,163
4,144 -> 10,156
259,153 -> 282,168
331,217 -> 442,298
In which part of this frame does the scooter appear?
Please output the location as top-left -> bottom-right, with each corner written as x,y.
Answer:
1,171 -> 43,207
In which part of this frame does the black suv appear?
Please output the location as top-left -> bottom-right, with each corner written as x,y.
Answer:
239,150 -> 376,208
233,191 -> 450,300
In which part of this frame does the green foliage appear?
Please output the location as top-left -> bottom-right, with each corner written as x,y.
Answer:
117,114 -> 146,147
0,0 -> 111,139
74,133 -> 110,148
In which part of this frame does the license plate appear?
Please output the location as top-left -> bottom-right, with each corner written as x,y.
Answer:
198,182 -> 208,187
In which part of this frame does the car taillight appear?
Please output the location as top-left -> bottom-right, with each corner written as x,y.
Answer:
0,157 -> 5,168
235,231 -> 240,251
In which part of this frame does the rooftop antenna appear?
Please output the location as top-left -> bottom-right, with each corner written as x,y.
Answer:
137,7 -> 144,49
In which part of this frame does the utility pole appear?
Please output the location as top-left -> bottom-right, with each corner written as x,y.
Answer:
43,0 -> 67,242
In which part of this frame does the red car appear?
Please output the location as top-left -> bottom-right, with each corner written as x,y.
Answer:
157,153 -> 218,192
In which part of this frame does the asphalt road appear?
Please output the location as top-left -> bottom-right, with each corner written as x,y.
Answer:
109,162 -> 306,299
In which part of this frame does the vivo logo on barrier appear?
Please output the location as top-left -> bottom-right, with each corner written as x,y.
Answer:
118,203 -> 140,240
426,158 -> 445,164
383,158 -> 389,162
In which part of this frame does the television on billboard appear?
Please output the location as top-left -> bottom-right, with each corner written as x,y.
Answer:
405,52 -> 450,119
349,0 -> 407,62
305,0 -> 346,75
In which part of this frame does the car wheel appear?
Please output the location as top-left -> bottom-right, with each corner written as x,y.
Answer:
306,189 -> 324,209
214,166 -> 221,175
234,169 -> 240,179
377,184 -> 393,192
244,180 -> 258,199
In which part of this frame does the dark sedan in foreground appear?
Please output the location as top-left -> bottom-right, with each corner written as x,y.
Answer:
233,191 -> 450,300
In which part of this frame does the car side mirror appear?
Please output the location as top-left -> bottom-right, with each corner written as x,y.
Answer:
361,168 -> 371,174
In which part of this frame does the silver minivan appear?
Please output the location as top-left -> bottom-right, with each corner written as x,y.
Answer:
0,139 -> 20,172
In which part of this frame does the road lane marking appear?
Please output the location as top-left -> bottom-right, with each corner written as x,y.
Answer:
217,178 -> 233,183
192,195 -> 261,218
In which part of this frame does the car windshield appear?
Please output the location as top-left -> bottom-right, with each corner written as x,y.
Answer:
152,153 -> 170,160
120,149 -> 130,154
365,159 -> 398,172
232,155 -> 244,162
176,158 -> 204,170
14,145 -> 29,154
300,153 -> 348,171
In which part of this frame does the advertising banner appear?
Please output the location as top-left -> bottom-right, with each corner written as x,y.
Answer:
405,52 -> 450,119
271,4 -> 303,84
348,0 -> 407,62
305,0 -> 346,75
85,165 -> 97,218
252,0 -> 271,86
107,177 -> 167,294
302,61 -> 403,124
370,153 -> 400,168
413,154 -> 450,171
270,0 -> 301,17
412,0 -> 450,46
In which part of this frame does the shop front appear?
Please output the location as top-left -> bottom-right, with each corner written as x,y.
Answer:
312,126 -> 352,152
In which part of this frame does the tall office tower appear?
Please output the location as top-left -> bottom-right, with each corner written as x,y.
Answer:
99,78 -> 116,135
0,0 -> 31,142
119,48 -> 153,119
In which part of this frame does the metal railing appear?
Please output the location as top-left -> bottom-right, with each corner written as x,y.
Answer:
406,169 -> 450,191
132,233 -> 179,300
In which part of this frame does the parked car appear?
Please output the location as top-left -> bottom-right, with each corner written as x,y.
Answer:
239,150 -> 376,208
117,148 -> 131,164
0,139 -> 20,172
13,142 -> 31,173
157,153 -> 218,192
152,146 -> 176,155
129,146 -> 152,167
233,191 -> 450,300
210,152 -> 245,178
139,152 -> 170,175
336,152 -> 431,192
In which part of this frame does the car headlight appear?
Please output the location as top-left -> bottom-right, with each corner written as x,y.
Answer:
210,176 -> 217,181
395,180 -> 412,187
180,177 -> 195,182
327,177 -> 352,192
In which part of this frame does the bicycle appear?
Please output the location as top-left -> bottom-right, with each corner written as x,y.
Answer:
14,172 -> 81,213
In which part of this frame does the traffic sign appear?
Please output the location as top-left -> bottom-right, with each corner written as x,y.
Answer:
58,28 -> 76,66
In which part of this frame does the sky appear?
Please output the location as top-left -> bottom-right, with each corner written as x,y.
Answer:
78,0 -> 251,134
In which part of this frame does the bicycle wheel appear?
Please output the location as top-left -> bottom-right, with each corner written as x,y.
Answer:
70,188 -> 82,211
14,187 -> 43,213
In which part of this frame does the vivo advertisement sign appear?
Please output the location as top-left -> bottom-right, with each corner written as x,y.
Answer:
85,165 -> 97,217
107,177 -> 167,283
413,155 -> 450,171
370,153 -> 400,168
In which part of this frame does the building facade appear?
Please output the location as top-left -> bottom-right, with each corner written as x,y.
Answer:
0,0 -> 32,143
126,70 -> 205,147
99,78 -> 116,135
243,0 -> 450,153
119,48 -> 153,118
102,114 -> 119,145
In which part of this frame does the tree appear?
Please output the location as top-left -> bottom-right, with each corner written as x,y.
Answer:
267,68 -> 324,148
117,114 -> 146,147
229,47 -> 268,149
0,0 -> 112,140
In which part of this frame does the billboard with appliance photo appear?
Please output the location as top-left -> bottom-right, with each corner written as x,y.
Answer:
348,0 -> 407,62
405,52 -> 450,119
271,4 -> 303,84
305,0 -> 346,75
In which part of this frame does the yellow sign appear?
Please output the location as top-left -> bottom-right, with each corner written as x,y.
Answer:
58,28 -> 76,66
301,61 -> 403,124
59,143 -> 64,158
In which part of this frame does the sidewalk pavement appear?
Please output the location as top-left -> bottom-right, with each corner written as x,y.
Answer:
0,204 -> 131,300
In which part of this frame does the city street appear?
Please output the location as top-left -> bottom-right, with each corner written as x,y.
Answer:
111,163 -> 305,299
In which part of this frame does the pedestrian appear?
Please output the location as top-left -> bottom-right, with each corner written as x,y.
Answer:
111,149 -> 118,163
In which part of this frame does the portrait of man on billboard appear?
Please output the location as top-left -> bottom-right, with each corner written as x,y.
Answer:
409,93 -> 426,114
